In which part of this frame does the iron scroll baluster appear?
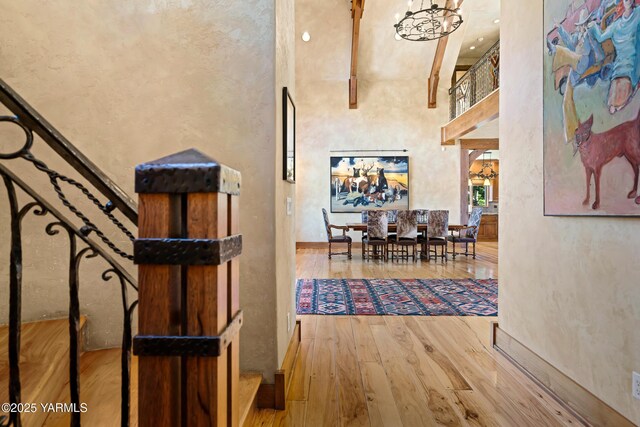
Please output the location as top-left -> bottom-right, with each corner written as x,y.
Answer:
1,80 -> 140,427
2,174 -> 25,427
0,166 -> 138,427
0,179 -> 48,427
102,269 -> 139,427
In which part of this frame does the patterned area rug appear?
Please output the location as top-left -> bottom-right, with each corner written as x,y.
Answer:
296,278 -> 497,316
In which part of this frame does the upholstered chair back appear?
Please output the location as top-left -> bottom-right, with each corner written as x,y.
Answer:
366,211 -> 388,240
397,210 -> 418,239
467,207 -> 483,238
363,210 -> 398,223
427,210 -> 449,238
322,208 -> 332,239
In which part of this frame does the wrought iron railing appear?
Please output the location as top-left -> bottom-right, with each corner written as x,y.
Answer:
0,80 -> 244,426
0,79 -> 138,427
449,40 -> 500,120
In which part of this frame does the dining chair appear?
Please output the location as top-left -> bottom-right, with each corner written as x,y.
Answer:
322,208 -> 352,259
448,207 -> 483,259
360,210 -> 370,257
415,209 -> 429,258
424,210 -> 449,262
390,210 -> 418,262
386,209 -> 398,241
362,210 -> 388,261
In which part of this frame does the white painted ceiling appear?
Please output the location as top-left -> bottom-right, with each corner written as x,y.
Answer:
458,0 -> 501,62
297,0 -> 501,82
465,117 -> 499,138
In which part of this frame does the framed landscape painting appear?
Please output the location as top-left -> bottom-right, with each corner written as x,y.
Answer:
330,156 -> 409,213
544,0 -> 640,216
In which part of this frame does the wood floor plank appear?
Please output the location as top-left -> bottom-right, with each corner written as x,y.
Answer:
383,317 -> 462,426
370,323 -> 437,426
0,318 -> 87,427
448,389 -> 501,427
272,400 -> 307,426
360,361 -> 403,427
288,339 -> 314,401
335,317 -> 369,426
403,316 -> 471,391
43,348 -> 139,427
300,315 -> 317,341
491,349 -> 583,426
415,318 -> 574,427
239,372 -> 263,426
350,317 -> 381,363
252,409 -> 276,426
305,318 -> 338,427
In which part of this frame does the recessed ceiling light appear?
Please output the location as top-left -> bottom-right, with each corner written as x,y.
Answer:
477,37 -> 484,42
494,18 -> 500,24
302,32 -> 311,42
470,45 -> 476,50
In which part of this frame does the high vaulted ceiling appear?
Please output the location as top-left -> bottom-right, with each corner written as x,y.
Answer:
458,0 -> 501,62
297,0 -> 500,83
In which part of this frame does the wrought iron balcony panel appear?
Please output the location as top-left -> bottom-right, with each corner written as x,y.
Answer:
449,40 -> 500,120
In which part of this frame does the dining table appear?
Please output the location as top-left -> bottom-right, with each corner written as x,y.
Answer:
346,223 -> 465,234
346,223 -> 466,260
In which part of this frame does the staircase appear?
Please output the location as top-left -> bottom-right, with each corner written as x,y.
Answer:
0,320 -> 262,426
0,80 -> 259,426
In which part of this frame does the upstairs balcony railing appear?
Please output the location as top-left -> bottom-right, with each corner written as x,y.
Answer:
449,40 -> 500,120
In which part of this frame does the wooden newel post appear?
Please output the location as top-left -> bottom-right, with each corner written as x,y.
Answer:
133,149 -> 242,426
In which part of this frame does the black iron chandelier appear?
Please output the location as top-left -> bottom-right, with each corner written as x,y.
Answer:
470,152 -> 498,186
394,0 -> 463,41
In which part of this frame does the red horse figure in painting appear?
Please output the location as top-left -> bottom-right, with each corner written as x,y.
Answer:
575,110 -> 640,209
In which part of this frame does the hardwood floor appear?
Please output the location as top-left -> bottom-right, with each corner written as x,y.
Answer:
1,243 -> 583,426
252,242 -> 584,426
296,242 -> 498,281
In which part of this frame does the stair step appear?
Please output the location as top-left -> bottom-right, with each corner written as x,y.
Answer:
239,372 -> 263,427
41,348 -> 262,426
0,317 -> 87,427
42,348 -> 136,426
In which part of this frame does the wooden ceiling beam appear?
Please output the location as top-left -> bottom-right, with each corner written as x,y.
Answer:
469,149 -> 485,164
349,0 -> 365,109
441,88 -> 499,145
460,138 -> 499,150
428,0 -> 464,109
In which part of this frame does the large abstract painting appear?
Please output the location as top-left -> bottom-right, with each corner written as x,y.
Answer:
544,0 -> 640,216
330,156 -> 409,213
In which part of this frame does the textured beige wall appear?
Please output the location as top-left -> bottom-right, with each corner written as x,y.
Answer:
0,0 -> 294,383
500,1 -> 640,423
295,80 -> 462,243
295,0 -> 464,242
275,0 -> 296,366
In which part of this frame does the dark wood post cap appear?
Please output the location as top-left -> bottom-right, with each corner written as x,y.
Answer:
135,148 -> 241,195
